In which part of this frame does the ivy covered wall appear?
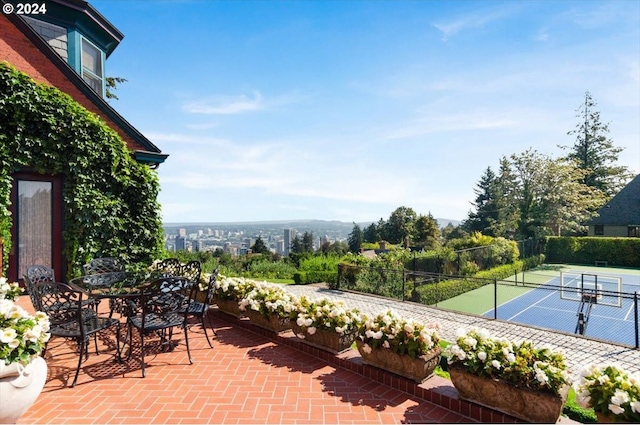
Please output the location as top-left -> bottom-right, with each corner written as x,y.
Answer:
0,62 -> 164,278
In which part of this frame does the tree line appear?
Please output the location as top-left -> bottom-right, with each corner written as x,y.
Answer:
346,92 -> 633,250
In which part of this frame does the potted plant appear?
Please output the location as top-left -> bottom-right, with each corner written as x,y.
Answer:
213,275 -> 257,317
355,309 -> 442,383
290,296 -> 362,353
444,327 -> 570,423
574,363 -> 640,423
0,278 -> 51,424
239,282 -> 295,332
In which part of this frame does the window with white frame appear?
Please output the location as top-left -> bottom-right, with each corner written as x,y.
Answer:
81,37 -> 104,96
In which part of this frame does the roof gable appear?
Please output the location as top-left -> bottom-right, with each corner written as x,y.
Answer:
589,174 -> 640,225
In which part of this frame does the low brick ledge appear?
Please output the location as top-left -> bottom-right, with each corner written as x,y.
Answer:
211,309 -> 522,423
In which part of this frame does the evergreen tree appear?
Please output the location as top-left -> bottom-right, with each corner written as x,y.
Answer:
250,236 -> 270,254
560,91 -> 631,199
347,223 -> 363,253
301,231 -> 314,253
363,222 -> 380,243
467,167 -> 499,236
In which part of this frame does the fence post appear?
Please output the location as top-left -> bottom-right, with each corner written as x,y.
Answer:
402,270 -> 406,302
494,279 -> 498,320
635,292 -> 638,349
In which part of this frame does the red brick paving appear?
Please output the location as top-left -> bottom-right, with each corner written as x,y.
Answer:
15,296 -> 473,424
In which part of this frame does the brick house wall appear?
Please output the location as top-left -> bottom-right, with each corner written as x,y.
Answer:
0,14 -> 145,153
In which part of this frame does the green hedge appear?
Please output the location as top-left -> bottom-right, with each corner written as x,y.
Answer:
413,254 -> 546,305
545,237 -> 640,267
293,270 -> 338,285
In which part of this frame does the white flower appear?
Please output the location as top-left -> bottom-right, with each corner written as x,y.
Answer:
383,340 -> 390,349
611,389 -> 630,406
307,327 -> 317,335
361,343 -> 372,354
608,404 -> 625,415
477,351 -> 487,362
506,353 -> 516,363
491,360 -> 501,369
631,400 -> 640,414
0,327 -> 17,343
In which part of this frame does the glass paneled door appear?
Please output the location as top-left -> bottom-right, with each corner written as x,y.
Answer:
8,173 -> 64,284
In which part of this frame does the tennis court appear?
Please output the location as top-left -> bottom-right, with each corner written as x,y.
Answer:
483,267 -> 640,347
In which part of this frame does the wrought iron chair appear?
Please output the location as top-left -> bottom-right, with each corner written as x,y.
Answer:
82,257 -> 124,275
82,257 -> 128,316
155,258 -> 183,277
125,277 -> 194,377
33,281 -> 121,387
181,267 -> 219,348
24,265 -> 56,311
181,260 -> 202,285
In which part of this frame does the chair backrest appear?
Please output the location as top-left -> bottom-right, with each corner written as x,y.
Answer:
181,260 -> 202,285
155,258 -> 182,277
82,271 -> 128,289
203,267 -> 220,304
32,281 -> 84,330
24,265 -> 55,311
83,257 -> 124,275
140,277 -> 193,318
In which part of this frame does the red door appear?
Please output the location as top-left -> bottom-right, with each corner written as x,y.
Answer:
7,172 -> 64,284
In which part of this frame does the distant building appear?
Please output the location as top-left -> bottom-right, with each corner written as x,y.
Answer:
284,228 -> 296,256
276,240 -> 285,255
588,174 -> 640,237
175,235 -> 187,251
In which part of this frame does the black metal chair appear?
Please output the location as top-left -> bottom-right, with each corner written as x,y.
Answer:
24,265 -> 55,311
155,258 -> 183,277
82,257 -> 128,316
82,257 -> 124,275
181,267 -> 219,348
80,271 -> 129,317
125,277 -> 194,377
33,281 -> 121,387
181,260 -> 202,285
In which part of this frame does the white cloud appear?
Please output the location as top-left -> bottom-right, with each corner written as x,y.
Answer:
183,92 -> 264,114
432,5 -> 518,41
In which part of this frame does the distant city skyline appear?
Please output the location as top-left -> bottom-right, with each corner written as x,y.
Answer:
95,0 -> 640,223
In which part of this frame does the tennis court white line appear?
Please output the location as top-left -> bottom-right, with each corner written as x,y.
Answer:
507,290 -> 558,321
508,304 -> 633,324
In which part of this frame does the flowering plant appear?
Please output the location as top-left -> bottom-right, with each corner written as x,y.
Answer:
0,278 -> 23,301
239,281 -> 296,318
575,363 -> 640,421
291,296 -> 362,337
0,298 -> 51,366
444,327 -> 570,395
356,309 -> 440,358
213,275 -> 257,302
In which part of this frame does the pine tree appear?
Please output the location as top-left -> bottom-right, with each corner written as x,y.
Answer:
560,91 -> 631,199
347,223 -> 363,253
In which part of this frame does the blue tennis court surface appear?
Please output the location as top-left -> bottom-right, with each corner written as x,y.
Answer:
483,270 -> 640,347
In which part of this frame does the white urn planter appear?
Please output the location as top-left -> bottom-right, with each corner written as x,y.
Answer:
0,357 -> 47,424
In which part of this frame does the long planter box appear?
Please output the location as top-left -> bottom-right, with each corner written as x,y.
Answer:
355,340 -> 441,383
448,365 -> 568,423
245,309 -> 291,333
214,298 -> 243,318
290,321 -> 356,354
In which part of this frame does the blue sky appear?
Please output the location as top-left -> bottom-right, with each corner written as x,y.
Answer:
93,0 -> 640,224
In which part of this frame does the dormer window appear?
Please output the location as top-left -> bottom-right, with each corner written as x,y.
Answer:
81,37 -> 104,96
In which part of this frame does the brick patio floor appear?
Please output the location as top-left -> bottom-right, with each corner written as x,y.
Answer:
15,296 -> 472,424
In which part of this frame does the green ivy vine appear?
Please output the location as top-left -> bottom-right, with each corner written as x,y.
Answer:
0,62 -> 164,279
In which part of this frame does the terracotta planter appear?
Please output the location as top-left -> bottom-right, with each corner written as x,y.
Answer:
245,309 -> 291,333
0,357 -> 47,424
291,321 -> 356,354
448,364 -> 568,423
355,340 -> 441,383
214,298 -> 243,318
